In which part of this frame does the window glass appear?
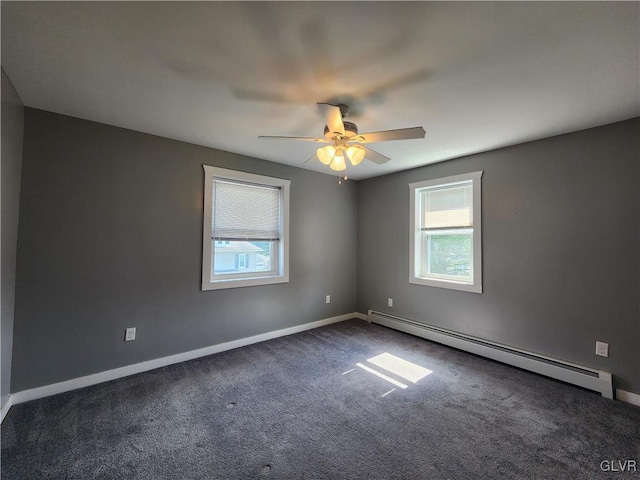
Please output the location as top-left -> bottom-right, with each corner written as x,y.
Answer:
409,171 -> 482,293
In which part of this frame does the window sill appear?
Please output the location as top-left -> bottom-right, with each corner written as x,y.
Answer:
409,276 -> 482,294
202,274 -> 289,291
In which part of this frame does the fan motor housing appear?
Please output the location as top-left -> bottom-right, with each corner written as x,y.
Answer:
324,121 -> 358,140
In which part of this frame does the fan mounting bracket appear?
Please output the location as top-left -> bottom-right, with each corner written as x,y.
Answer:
336,103 -> 349,118
324,121 -> 359,141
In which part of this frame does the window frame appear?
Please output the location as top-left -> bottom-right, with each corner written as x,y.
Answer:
202,165 -> 290,291
409,171 -> 483,293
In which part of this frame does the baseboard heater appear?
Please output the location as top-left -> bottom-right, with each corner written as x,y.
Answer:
367,310 -> 613,399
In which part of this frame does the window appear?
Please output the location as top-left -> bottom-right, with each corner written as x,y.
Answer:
202,166 -> 290,290
409,171 -> 482,293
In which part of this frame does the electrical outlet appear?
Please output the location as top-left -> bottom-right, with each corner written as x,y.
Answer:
595,341 -> 608,357
125,327 -> 136,342
388,298 -> 393,308
325,295 -> 331,304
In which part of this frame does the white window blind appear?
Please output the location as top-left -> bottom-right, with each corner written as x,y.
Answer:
212,179 -> 281,241
421,182 -> 473,230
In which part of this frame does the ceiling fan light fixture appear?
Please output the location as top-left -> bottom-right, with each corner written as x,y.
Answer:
316,145 -> 335,165
329,149 -> 346,171
260,102 -> 425,175
346,145 -> 366,166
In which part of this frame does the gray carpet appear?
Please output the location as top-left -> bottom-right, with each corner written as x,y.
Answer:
2,319 -> 639,479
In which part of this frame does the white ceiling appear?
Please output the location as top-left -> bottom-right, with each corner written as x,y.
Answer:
2,2 -> 638,180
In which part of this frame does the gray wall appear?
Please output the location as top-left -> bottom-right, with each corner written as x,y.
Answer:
1,69 -> 24,407
12,108 -> 357,392
10,107 -> 640,396
357,119 -> 640,393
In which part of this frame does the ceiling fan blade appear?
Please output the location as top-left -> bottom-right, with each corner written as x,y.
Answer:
358,127 -> 426,143
362,146 -> 391,165
258,135 -> 327,142
317,102 -> 344,135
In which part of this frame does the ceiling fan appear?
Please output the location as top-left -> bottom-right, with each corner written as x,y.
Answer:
258,103 -> 425,176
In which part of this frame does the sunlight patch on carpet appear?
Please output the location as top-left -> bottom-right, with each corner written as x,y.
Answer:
367,352 -> 432,384
381,388 -> 396,397
356,363 -> 408,389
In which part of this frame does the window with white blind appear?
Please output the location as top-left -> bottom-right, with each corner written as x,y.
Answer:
202,166 -> 290,290
409,171 -> 482,293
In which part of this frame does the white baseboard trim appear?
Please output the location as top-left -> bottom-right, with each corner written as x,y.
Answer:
1,395 -> 14,423
9,313 -> 359,409
616,389 -> 640,407
353,312 -> 368,321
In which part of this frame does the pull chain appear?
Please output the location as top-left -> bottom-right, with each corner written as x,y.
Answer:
338,163 -> 348,185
